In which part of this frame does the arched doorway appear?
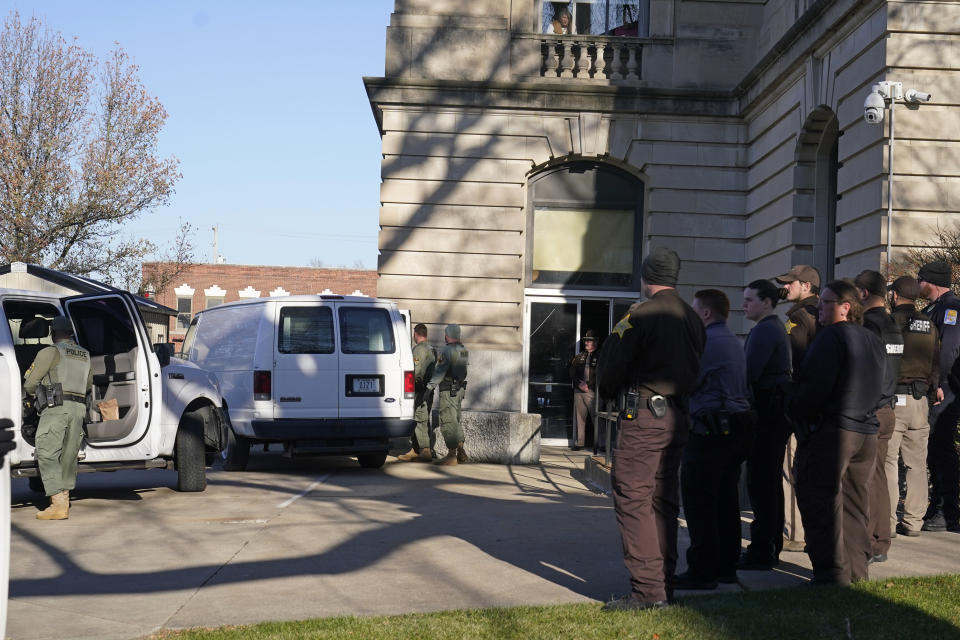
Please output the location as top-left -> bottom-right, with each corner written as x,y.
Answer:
795,108 -> 839,283
523,159 -> 644,444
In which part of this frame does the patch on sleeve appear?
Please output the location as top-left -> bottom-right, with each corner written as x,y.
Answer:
784,319 -> 797,335
612,313 -> 633,338
947,309 -> 958,326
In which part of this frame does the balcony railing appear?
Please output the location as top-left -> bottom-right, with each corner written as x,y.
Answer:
540,35 -> 642,81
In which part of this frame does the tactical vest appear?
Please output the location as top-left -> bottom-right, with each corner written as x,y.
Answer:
48,340 -> 91,396
892,305 -> 937,383
443,343 -> 469,382
863,308 -> 903,405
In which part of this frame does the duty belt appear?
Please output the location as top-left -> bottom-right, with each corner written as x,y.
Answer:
63,393 -> 87,405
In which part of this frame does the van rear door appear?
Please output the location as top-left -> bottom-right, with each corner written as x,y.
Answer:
272,301 -> 338,421
337,303 -> 402,420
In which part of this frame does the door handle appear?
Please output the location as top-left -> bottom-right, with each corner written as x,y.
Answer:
168,372 -> 184,380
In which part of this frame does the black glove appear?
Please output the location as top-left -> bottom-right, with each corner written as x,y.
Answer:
0,418 -> 15,458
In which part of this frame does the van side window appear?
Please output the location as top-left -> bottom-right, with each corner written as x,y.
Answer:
279,307 -> 334,354
339,307 -> 395,354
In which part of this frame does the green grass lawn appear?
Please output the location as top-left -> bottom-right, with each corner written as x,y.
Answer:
150,574 -> 960,640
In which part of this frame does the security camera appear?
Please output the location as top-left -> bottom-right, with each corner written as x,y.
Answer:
905,89 -> 932,103
864,90 -> 886,124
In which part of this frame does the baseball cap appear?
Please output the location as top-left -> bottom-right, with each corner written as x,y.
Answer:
888,275 -> 922,300
775,265 -> 821,288
854,270 -> 886,298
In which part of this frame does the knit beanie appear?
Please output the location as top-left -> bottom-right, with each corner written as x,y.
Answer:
641,247 -> 680,287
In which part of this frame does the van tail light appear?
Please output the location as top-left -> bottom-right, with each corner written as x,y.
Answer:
254,370 -> 271,401
403,370 -> 415,399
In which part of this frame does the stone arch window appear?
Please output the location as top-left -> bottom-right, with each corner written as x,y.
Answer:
527,159 -> 644,289
795,107 -> 839,283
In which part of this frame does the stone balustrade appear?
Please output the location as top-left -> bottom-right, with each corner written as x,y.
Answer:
540,35 -> 643,82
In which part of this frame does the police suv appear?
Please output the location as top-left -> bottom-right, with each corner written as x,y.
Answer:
0,288 -> 226,492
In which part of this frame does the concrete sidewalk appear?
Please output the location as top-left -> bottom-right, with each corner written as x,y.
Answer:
572,446 -> 960,594
7,445 -> 960,640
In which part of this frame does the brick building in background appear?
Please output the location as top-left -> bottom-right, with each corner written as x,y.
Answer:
141,262 -> 378,344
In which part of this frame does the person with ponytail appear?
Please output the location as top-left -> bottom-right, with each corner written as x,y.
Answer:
789,279 -> 886,586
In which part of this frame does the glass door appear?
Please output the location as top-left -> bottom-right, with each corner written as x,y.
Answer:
527,301 -> 577,441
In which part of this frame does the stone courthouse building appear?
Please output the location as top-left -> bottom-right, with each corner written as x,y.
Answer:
365,0 -> 956,442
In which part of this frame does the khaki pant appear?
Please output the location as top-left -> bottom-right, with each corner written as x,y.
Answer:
411,389 -> 435,452
573,390 -> 595,447
437,387 -> 465,449
886,395 -> 930,532
783,434 -> 805,544
35,401 -> 86,497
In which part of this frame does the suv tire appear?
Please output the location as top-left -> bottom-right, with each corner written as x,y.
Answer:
221,426 -> 250,471
357,453 -> 387,469
175,411 -> 207,492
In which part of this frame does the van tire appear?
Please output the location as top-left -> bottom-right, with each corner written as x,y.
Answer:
221,427 -> 250,472
176,412 -> 207,492
357,453 -> 387,469
28,476 -> 44,494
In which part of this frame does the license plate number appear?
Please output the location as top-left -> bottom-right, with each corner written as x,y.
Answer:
352,377 -> 380,394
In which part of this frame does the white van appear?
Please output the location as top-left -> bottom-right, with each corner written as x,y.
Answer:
180,295 -> 416,470
0,288 -> 226,492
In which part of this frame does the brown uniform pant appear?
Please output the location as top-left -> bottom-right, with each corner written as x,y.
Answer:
869,406 -> 895,556
796,425 -> 876,586
573,390 -> 595,448
611,401 -> 687,603
886,395 -> 930,532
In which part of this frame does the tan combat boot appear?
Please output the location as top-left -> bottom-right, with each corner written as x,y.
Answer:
434,450 -> 458,466
397,448 -> 421,462
37,490 -> 69,520
414,447 -> 433,462
456,443 -> 468,464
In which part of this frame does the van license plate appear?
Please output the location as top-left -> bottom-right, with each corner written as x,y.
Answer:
352,377 -> 381,394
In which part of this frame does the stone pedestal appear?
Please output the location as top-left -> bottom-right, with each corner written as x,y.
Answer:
429,410 -> 541,464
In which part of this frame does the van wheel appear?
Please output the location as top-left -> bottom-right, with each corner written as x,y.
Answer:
221,427 -> 250,472
28,476 -> 44,494
175,411 -> 207,492
357,453 -> 387,469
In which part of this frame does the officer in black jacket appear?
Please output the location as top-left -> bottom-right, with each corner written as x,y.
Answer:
854,270 -> 903,562
917,261 -> 960,532
791,280 -> 884,585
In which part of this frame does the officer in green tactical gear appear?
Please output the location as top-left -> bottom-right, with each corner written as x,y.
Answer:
23,315 -> 92,520
398,323 -> 436,462
425,324 -> 469,466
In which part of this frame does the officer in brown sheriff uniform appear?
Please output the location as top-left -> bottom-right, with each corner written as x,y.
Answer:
598,247 -> 706,611
885,276 -> 939,537
568,329 -> 598,451
854,270 -> 903,564
775,264 -> 822,554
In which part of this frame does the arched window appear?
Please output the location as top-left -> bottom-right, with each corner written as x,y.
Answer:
796,108 -> 839,282
528,161 -> 643,289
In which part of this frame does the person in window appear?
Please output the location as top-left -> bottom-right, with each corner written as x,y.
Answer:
549,6 -> 572,34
